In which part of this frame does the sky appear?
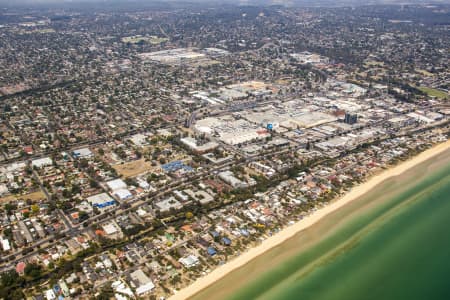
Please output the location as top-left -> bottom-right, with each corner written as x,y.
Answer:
0,0 -> 449,8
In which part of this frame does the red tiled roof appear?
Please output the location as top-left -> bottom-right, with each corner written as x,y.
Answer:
95,229 -> 105,236
181,225 -> 193,232
16,262 -> 26,274
23,146 -> 33,154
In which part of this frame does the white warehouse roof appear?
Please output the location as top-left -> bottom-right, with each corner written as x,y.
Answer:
106,179 -> 127,191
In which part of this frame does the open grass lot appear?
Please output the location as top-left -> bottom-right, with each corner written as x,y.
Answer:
364,60 -> 385,67
113,158 -> 154,178
415,69 -> 434,77
0,191 -> 46,203
121,35 -> 168,44
418,86 -> 449,99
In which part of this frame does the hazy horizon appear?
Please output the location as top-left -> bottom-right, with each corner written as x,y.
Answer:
1,0 -> 450,8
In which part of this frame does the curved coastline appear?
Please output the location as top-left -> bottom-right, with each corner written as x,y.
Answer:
169,140 -> 450,300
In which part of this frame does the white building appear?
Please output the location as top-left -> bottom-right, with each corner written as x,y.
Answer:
31,157 -> 53,168
113,189 -> 133,201
106,179 -> 127,191
0,184 -> 8,196
219,170 -> 251,189
129,133 -> 150,146
137,178 -> 151,190
180,137 -> 219,153
112,280 -> 134,298
154,197 -> 183,212
72,148 -> 93,159
101,221 -> 123,239
1,238 -> 11,251
86,193 -> 116,211
179,255 -> 199,268
45,289 -> 56,300
129,269 -> 155,296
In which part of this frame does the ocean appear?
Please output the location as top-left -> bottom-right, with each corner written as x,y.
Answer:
191,149 -> 450,300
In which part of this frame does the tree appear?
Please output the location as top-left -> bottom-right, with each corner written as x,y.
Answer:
71,184 -> 81,195
79,158 -> 89,168
24,263 -> 43,279
3,228 -> 12,240
2,102 -> 13,113
89,179 -> 99,188
0,270 -> 23,287
78,210 -> 89,221
62,189 -> 71,198
31,204 -> 40,214
95,283 -> 114,300
125,178 -> 137,187
4,203 -> 17,215
0,271 -> 24,300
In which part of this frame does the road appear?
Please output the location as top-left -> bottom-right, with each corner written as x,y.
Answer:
0,133 -> 308,271
1,93 -> 448,271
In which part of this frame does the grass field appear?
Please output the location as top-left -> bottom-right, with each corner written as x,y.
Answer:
415,69 -> 434,77
113,158 -> 154,178
0,191 -> 46,203
121,35 -> 168,45
364,60 -> 384,67
418,86 -> 448,99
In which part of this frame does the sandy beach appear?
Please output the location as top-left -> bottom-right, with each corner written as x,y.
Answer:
169,140 -> 450,300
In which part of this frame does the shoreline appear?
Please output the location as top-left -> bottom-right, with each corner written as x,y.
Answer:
169,140 -> 450,300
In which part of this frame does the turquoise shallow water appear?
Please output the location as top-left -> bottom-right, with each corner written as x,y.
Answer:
224,159 -> 450,300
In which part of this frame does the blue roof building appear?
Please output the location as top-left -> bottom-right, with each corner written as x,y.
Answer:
53,284 -> 61,295
222,237 -> 231,246
209,230 -> 219,238
207,247 -> 217,256
240,228 -> 249,237
161,161 -> 194,173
